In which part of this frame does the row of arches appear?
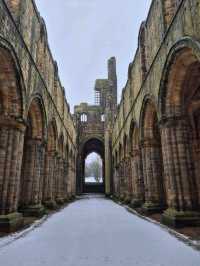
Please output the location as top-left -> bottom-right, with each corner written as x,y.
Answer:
0,45 -> 76,220
113,39 -> 200,223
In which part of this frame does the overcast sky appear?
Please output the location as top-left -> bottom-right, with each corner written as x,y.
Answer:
35,0 -> 152,111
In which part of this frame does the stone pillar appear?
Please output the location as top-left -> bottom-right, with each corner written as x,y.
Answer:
141,138 -> 165,213
113,166 -> 119,198
0,118 -> 25,232
43,151 -> 57,209
124,157 -> 132,203
56,156 -> 64,204
119,161 -> 125,201
67,159 -> 72,199
130,148 -> 144,207
161,116 -> 200,227
20,138 -> 45,217
71,163 -> 76,197
63,160 -> 68,201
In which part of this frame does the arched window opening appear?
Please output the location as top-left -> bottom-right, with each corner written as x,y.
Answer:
84,152 -> 103,184
95,90 -> 101,106
80,113 -> 87,122
101,114 -> 105,122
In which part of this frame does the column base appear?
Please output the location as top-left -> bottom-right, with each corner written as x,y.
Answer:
142,202 -> 164,214
129,198 -> 143,208
119,194 -> 125,202
63,196 -> 69,203
162,208 -> 200,228
124,195 -> 131,204
43,200 -> 58,210
56,198 -> 65,205
20,204 -> 46,218
0,212 -> 23,233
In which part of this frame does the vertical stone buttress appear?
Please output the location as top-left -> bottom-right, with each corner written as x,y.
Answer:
105,57 -> 117,195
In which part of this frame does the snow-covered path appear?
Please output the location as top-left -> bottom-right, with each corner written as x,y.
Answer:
0,195 -> 200,266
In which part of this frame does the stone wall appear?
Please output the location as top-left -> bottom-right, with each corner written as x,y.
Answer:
112,0 -> 200,227
0,0 -> 76,232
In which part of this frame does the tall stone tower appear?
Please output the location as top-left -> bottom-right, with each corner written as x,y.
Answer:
74,57 -> 117,195
104,57 -> 117,195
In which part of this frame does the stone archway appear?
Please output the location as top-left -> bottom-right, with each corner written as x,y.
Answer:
19,97 -> 46,217
159,41 -> 200,220
0,45 -> 25,231
78,138 -> 105,194
140,98 -> 166,213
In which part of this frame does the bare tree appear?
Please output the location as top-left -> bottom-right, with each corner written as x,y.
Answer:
85,155 -> 102,183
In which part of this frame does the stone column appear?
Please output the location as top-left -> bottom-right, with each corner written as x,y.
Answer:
0,118 -> 25,232
119,161 -> 125,201
141,138 -> 165,213
113,166 -> 119,198
20,138 -> 45,217
160,116 -> 200,227
67,159 -> 72,199
124,157 -> 132,203
71,159 -> 76,197
130,148 -> 144,207
43,151 -> 57,209
63,160 -> 68,201
56,156 -> 64,204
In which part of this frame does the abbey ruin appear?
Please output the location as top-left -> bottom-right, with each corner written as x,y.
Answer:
0,0 -> 200,232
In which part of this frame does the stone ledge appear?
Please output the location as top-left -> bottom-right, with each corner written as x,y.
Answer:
0,212 -> 23,233
162,209 -> 200,228
141,202 -> 164,215
129,199 -> 143,208
20,205 -> 46,218
56,198 -> 65,205
43,200 -> 58,210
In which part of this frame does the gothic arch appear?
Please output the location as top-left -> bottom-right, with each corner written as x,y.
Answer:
0,40 -> 26,216
19,96 -> 47,214
47,118 -> 58,152
0,41 -> 25,118
78,137 -> 105,193
139,97 -> 166,211
159,37 -> 200,118
158,37 -> 200,211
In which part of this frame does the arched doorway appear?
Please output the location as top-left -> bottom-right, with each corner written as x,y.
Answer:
78,138 -> 105,194
84,152 -> 104,193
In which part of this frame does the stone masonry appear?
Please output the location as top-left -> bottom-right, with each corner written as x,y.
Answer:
1,0 -> 200,232
74,57 -> 117,195
112,0 -> 200,227
0,0 -> 77,232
